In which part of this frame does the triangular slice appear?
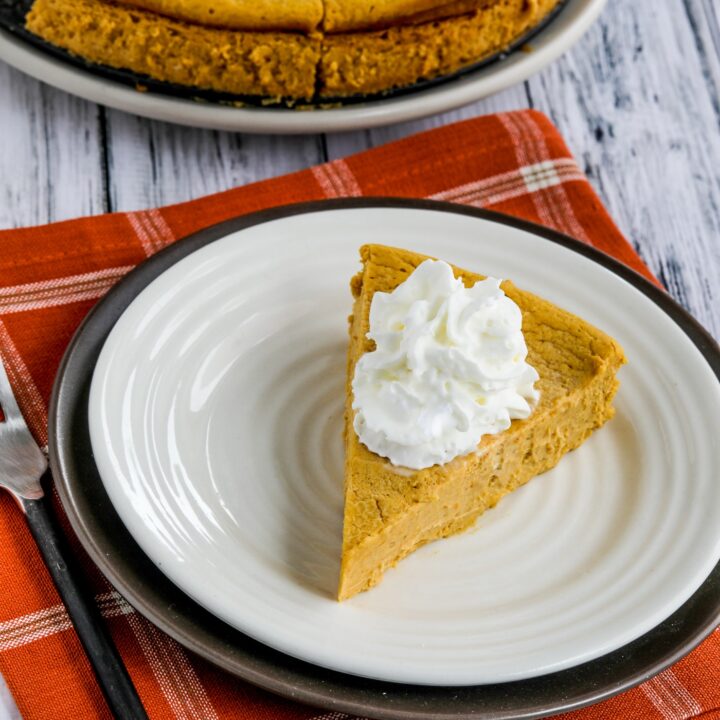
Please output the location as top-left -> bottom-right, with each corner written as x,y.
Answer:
338,244 -> 626,601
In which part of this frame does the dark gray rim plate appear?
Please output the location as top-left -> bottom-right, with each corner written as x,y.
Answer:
49,199 -> 720,720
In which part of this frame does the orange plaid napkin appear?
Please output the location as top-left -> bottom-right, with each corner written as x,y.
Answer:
0,110 -> 718,720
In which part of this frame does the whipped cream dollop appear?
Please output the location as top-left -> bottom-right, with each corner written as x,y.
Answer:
352,260 -> 539,470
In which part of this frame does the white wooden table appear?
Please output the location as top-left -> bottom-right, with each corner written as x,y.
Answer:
0,0 -> 719,717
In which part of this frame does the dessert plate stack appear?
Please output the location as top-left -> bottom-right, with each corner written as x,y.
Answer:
50,200 -> 720,719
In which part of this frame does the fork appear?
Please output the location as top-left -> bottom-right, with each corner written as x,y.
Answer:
0,357 -> 148,719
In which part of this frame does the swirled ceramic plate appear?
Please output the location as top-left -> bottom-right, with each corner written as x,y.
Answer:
86,202 -> 720,686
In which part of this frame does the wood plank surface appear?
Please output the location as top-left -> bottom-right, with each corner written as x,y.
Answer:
0,66 -> 105,228
104,109 -> 327,211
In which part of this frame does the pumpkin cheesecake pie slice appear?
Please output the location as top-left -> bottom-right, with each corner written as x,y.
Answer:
338,244 -> 625,601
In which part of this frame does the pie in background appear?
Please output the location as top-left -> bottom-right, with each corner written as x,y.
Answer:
339,244 -> 625,601
25,0 -> 561,101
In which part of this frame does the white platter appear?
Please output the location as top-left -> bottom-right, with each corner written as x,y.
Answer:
0,0 -> 605,133
88,205 -> 720,685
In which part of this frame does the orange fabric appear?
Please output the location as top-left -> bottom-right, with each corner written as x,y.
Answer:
0,109 -> 716,720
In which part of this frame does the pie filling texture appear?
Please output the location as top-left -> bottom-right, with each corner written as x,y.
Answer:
25,0 -> 561,100
338,244 -> 626,601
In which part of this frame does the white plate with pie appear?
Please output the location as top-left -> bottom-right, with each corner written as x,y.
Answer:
0,0 -> 605,132
83,201 -> 720,686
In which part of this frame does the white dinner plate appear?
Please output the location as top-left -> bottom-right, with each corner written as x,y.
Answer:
88,204 -> 720,686
0,0 -> 605,133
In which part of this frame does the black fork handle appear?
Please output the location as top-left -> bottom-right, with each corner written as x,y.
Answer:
22,494 -> 149,720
